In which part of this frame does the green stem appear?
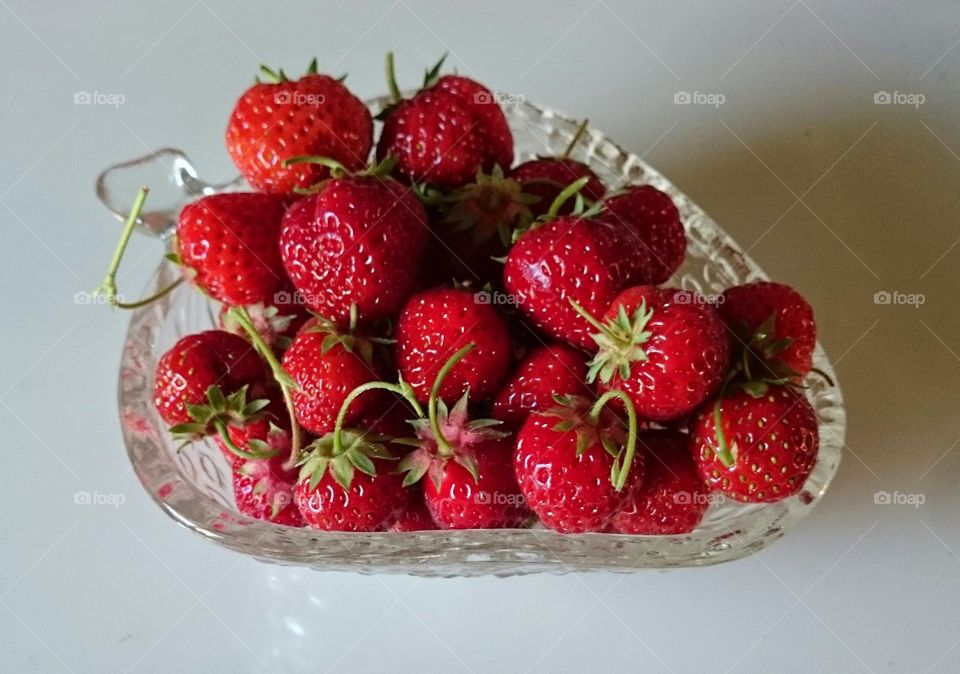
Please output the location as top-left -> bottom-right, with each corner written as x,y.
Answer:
428,344 -> 476,457
228,307 -> 303,471
711,398 -> 734,467
214,419 -> 278,461
330,381 -> 425,455
562,119 -> 589,159
282,155 -> 349,177
385,52 -> 401,103
114,277 -> 184,309
568,298 -> 608,333
95,187 -> 182,310
589,389 -> 639,491
545,176 -> 590,219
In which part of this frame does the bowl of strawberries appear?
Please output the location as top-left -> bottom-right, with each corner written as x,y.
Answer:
102,55 -> 844,575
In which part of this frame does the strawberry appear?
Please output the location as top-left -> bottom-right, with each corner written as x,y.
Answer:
511,159 -> 605,217
396,288 -> 512,403
691,386 -> 819,503
601,185 -> 686,284
279,171 -> 428,326
233,455 -> 303,526
504,214 -> 648,349
513,393 -> 644,533
175,192 -> 290,306
580,286 -> 730,422
609,431 -> 709,535
153,330 -> 264,427
717,281 -> 817,380
376,54 -> 513,189
225,60 -> 373,194
396,346 -> 530,529
280,317 -> 380,435
389,497 -> 439,532
208,382 -> 291,464
492,344 -> 590,428
218,287 -> 310,352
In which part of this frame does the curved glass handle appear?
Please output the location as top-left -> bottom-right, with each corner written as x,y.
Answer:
95,148 -> 243,238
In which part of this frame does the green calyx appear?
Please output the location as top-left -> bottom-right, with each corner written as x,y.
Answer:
377,51 -> 448,119
511,175 -> 603,243
571,299 -> 654,385
168,385 -> 278,461
541,391 -> 639,491
297,428 -> 395,491
304,305 -> 388,369
256,58 -> 320,85
441,166 -> 538,247
283,154 -> 398,194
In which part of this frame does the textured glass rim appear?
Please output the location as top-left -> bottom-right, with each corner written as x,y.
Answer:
112,96 -> 845,576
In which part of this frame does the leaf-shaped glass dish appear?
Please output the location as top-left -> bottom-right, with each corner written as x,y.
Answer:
108,96 -> 845,576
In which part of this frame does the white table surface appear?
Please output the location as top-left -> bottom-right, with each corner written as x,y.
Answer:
3,1 -> 958,672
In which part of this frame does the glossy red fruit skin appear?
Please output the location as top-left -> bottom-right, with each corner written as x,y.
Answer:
389,496 -> 439,531
153,331 -> 264,426
602,185 -> 686,284
280,321 -> 379,435
504,216 -> 648,349
396,288 -> 512,402
280,176 -> 428,325
376,75 -> 513,189
226,74 -> 373,194
513,414 -> 643,533
718,282 -> 816,378
598,286 -> 731,422
691,387 -> 819,503
232,456 -> 303,526
424,439 -> 530,529
610,431 -> 709,535
511,158 -> 606,217
176,193 -> 290,306
294,458 -> 408,531
493,344 -> 590,428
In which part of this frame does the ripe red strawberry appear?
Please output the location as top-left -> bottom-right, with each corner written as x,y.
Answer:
389,497 -> 439,532
396,288 -> 512,402
376,55 -> 513,189
225,61 -> 373,194
503,215 -> 649,349
609,431 -> 709,535
397,373 -> 530,529
280,174 -> 428,326
691,386 -> 819,503
717,282 -> 816,380
601,185 -> 686,284
583,286 -> 730,422
511,158 -> 606,217
218,287 -> 310,352
281,318 -> 380,435
208,382 -> 291,464
493,344 -> 590,428
153,330 -> 264,426
233,455 -> 303,526
514,395 -> 643,533
176,193 -> 289,306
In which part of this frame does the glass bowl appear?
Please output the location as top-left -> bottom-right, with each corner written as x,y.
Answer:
106,96 -> 845,576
